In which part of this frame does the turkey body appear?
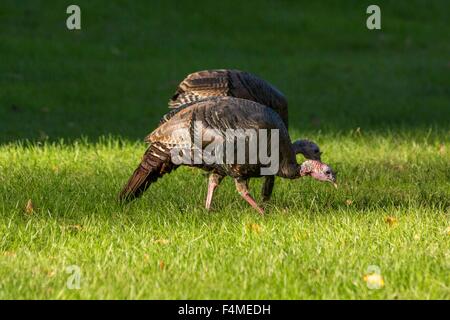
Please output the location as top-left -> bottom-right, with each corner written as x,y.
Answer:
153,97 -> 295,178
164,69 -> 299,202
119,97 -> 299,212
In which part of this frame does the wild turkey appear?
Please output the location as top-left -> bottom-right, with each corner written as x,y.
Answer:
119,97 -> 336,214
167,69 -> 322,202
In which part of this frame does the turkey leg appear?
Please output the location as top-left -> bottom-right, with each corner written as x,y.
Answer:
205,173 -> 224,210
261,176 -> 275,202
235,178 -> 264,215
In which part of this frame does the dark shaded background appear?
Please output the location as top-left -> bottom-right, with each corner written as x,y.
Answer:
0,0 -> 449,143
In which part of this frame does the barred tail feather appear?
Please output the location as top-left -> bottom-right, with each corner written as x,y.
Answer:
168,92 -> 202,109
118,143 -> 174,202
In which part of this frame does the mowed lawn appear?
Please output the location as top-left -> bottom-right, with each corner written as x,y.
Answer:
0,1 -> 449,299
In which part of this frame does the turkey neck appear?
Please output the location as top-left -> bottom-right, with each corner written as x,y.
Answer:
275,143 -> 304,179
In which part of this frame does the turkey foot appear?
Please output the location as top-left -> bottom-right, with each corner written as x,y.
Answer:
205,173 -> 224,210
235,178 -> 264,215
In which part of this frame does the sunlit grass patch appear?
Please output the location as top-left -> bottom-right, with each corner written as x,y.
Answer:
0,134 -> 448,299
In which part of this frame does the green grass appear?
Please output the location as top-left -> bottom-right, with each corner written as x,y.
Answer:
0,1 -> 449,299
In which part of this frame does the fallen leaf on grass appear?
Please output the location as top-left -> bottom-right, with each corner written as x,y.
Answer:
47,269 -> 56,278
61,224 -> 83,233
3,251 -> 16,257
25,199 -> 34,215
345,199 -> 353,206
154,239 -> 170,245
385,216 -> 398,227
246,223 -> 262,234
293,233 -> 309,242
363,273 -> 385,289
308,268 -> 321,275
159,260 -> 165,270
68,224 -> 83,232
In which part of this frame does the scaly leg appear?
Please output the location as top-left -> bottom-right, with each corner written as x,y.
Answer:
261,176 -> 275,202
235,178 -> 264,215
205,173 -> 224,210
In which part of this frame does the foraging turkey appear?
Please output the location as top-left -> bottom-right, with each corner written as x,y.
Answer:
166,69 -> 322,201
119,97 -> 336,214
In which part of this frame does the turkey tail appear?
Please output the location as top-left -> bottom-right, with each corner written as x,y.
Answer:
118,142 -> 174,202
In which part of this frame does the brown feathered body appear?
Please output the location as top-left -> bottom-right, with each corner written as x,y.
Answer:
119,97 -> 298,201
161,69 -> 291,201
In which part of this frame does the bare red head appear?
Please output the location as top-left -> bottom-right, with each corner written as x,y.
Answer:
299,160 -> 337,188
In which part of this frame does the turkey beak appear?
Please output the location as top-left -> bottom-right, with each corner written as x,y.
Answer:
329,177 -> 337,189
